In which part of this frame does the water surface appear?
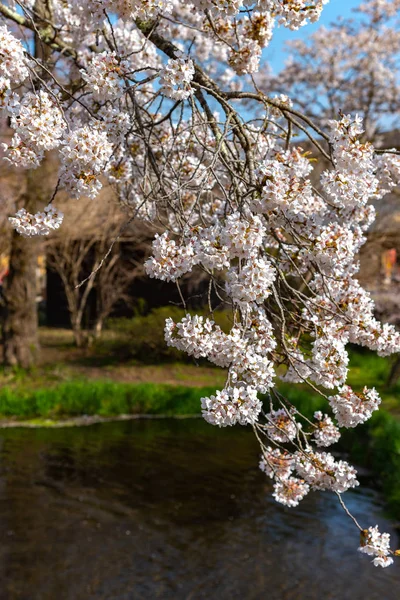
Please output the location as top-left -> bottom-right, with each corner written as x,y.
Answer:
0,419 -> 398,600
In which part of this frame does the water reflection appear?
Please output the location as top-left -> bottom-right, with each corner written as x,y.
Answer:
0,419 -> 398,599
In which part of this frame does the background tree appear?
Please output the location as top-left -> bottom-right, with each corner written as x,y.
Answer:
259,0 -> 400,138
90,239 -> 141,341
46,198 -> 144,346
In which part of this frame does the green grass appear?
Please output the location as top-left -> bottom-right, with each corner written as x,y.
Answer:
0,380 -> 216,420
0,346 -> 398,421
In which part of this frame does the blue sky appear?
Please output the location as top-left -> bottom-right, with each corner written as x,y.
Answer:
263,0 -> 363,73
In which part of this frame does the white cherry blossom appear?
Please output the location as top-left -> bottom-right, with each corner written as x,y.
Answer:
201,385 -> 262,427
312,412 -> 341,447
9,205 -> 64,237
359,526 -> 394,568
272,476 -> 310,507
259,447 -> 294,479
329,386 -> 381,428
159,55 -> 195,100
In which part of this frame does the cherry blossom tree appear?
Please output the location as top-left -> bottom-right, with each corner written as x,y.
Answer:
255,0 -> 400,388
258,0 -> 400,138
1,0 -> 400,567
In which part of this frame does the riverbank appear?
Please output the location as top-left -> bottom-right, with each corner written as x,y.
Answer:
1,369 -> 400,517
0,380 -> 216,423
0,358 -> 397,424
1,328 -> 400,516
1,329 -> 398,419
2,394 -> 398,518
0,413 -> 201,428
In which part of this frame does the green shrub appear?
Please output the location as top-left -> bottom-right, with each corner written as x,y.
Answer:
364,411 -> 400,517
101,307 -> 234,362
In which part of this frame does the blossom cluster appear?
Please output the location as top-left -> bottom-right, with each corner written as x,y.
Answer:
81,52 -> 128,101
59,125 -> 113,198
201,385 -> 263,427
265,408 -> 298,443
321,114 -> 378,208
259,0 -> 328,30
329,386 -> 381,428
259,446 -> 294,480
159,56 -> 195,100
9,205 -> 64,237
107,0 -> 174,19
359,526 -> 394,568
295,450 -> 358,493
272,476 -> 310,507
312,411 -> 341,447
259,445 -> 358,507
228,40 -> 263,75
3,91 -> 67,169
145,212 -> 267,282
0,25 -> 29,86
225,258 -> 276,306
145,232 -> 196,282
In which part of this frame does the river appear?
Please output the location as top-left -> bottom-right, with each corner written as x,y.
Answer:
0,419 -> 398,599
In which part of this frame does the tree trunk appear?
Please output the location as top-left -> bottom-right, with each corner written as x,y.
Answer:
72,329 -> 84,348
3,171 -> 40,367
2,1 -> 55,368
71,319 -> 85,348
3,160 -> 53,367
2,234 -> 39,368
92,317 -> 104,340
388,356 -> 400,388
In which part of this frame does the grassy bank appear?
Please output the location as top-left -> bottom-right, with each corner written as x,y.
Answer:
0,380 -> 215,420
0,341 -> 398,434
357,411 -> 400,517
